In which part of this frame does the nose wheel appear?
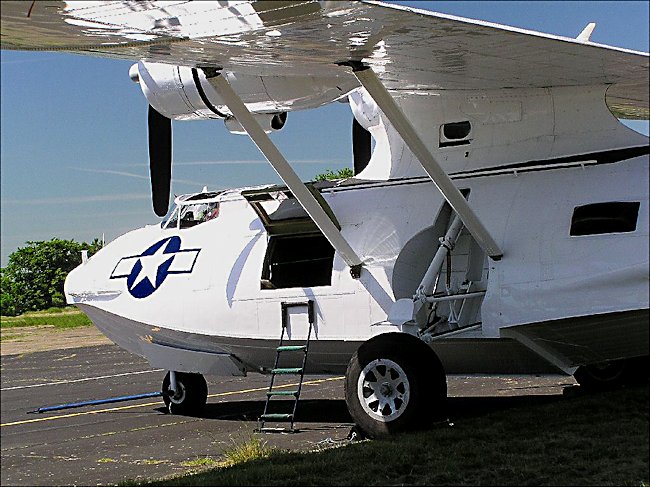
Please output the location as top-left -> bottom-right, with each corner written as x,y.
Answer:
162,371 -> 208,415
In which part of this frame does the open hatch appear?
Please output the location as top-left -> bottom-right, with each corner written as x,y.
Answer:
242,183 -> 338,290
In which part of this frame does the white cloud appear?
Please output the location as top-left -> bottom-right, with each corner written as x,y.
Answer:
70,167 -> 150,181
109,159 -> 347,167
67,166 -> 209,186
1,193 -> 150,205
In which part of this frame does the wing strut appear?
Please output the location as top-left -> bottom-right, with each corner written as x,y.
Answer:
349,64 -> 504,260
207,71 -> 364,273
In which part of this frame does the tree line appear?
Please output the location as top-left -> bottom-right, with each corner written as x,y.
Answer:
1,238 -> 103,316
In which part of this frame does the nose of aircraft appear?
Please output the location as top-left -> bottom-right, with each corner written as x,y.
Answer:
64,225 -> 164,305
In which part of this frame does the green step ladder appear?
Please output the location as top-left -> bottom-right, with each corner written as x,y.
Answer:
259,300 -> 314,433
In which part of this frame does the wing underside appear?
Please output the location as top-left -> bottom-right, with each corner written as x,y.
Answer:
1,0 -> 648,119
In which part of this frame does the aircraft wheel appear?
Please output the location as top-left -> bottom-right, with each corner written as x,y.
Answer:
162,371 -> 208,415
344,332 -> 447,439
574,356 -> 649,390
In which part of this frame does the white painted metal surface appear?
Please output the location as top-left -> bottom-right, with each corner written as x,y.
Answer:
353,66 -> 503,259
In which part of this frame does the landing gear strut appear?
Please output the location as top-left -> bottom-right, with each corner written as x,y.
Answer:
162,371 -> 208,415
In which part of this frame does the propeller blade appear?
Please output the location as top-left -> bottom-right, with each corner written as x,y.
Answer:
148,105 -> 172,217
352,117 -> 371,175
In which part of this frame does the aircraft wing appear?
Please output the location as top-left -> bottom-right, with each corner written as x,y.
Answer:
1,0 -> 648,119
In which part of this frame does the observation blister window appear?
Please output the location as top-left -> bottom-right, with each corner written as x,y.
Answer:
570,202 -> 640,236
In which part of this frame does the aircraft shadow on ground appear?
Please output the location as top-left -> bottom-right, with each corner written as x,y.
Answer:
155,399 -> 352,423
154,390 -> 575,424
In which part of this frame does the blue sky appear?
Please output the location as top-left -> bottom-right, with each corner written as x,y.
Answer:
1,1 -> 649,266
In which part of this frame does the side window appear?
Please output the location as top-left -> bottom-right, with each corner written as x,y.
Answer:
261,234 -> 334,289
439,121 -> 471,148
570,202 -> 640,236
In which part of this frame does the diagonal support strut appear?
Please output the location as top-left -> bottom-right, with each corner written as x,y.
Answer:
208,72 -> 364,270
351,64 -> 503,260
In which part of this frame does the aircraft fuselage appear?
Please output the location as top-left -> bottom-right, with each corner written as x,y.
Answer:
65,151 -> 650,377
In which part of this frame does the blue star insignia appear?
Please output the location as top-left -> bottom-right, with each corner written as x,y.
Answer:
110,236 -> 200,299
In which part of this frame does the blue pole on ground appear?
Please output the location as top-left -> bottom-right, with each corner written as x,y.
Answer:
28,391 -> 163,414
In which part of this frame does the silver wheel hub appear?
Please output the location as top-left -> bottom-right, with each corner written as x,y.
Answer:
357,358 -> 410,422
169,383 -> 186,404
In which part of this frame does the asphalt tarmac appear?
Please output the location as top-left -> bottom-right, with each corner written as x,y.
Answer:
1,344 -> 576,486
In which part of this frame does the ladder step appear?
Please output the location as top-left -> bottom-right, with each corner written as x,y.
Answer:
267,390 -> 299,397
259,427 -> 298,433
276,345 -> 307,352
272,367 -> 303,375
260,413 -> 293,420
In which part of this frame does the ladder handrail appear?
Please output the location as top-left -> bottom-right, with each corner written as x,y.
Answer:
260,300 -> 314,432
259,308 -> 289,424
289,301 -> 314,428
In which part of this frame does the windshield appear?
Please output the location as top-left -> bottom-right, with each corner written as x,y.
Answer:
179,202 -> 219,228
162,201 -> 219,229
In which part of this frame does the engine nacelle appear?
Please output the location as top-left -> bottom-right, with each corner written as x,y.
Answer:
131,61 -> 358,129
134,61 -> 230,121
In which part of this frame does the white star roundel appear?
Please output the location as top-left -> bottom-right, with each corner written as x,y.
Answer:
110,236 -> 200,298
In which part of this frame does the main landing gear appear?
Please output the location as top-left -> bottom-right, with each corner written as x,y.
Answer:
344,332 -> 447,439
573,356 -> 649,391
162,371 -> 208,415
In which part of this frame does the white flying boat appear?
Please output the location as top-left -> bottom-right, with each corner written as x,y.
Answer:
1,0 -> 648,437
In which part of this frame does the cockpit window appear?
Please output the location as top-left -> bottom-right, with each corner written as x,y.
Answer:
179,202 -> 219,228
161,191 -> 222,230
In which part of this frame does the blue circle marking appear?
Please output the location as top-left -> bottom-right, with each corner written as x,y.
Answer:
111,236 -> 200,299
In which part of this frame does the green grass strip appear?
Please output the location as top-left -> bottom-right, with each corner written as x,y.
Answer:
1,309 -> 91,329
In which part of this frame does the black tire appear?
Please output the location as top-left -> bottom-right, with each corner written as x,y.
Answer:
574,356 -> 649,390
162,371 -> 208,415
344,332 -> 447,439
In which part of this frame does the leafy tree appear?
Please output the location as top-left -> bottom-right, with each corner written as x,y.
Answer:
1,268 -> 17,317
1,238 -> 103,316
313,168 -> 354,181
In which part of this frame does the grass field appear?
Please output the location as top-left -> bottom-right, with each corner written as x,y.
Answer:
0,307 -> 92,330
140,384 -> 648,486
